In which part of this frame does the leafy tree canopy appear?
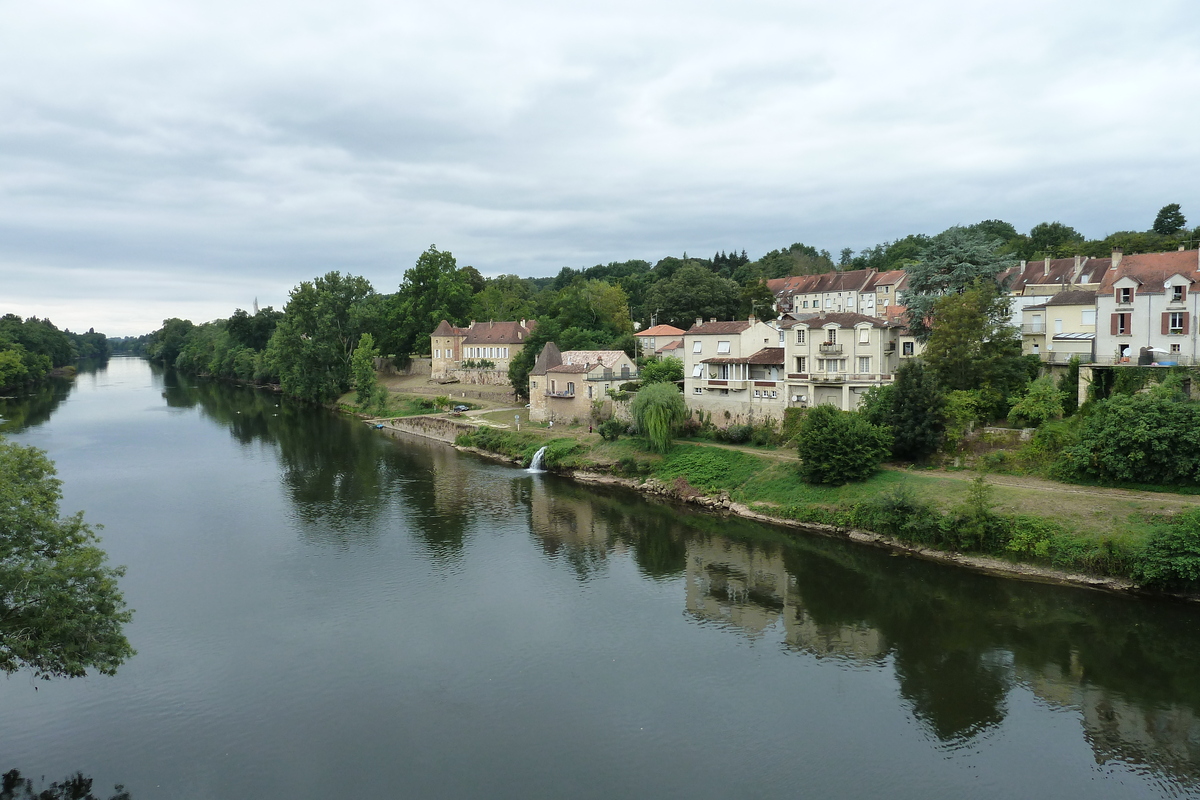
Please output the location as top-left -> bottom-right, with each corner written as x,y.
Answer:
390,246 -> 474,356
1153,203 -> 1188,236
922,280 -> 1029,396
884,361 -> 945,462
640,356 -> 684,385
630,381 -> 688,453
796,405 -> 891,485
0,438 -> 134,679
643,262 -> 740,330
901,227 -> 1018,340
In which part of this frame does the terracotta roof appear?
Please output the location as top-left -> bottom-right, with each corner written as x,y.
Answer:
431,319 -> 467,337
863,269 -> 909,291
656,339 -> 684,353
1098,249 -> 1200,295
766,269 -> 878,298
686,320 -> 752,335
779,312 -> 893,329
635,324 -> 686,337
560,350 -> 629,369
462,320 -> 535,345
702,347 -> 784,366
1044,290 -> 1097,307
530,342 -> 562,375
546,363 -> 590,374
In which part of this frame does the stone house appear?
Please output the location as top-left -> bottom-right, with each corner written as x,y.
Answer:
683,317 -> 786,424
779,312 -> 902,410
430,319 -> 535,382
528,343 -> 638,424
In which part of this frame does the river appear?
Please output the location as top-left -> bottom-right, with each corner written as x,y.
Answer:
2,357 -> 1199,799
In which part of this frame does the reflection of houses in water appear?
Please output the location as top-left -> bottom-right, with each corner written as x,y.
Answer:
685,539 -> 885,661
1019,659 -> 1200,787
527,479 -> 626,570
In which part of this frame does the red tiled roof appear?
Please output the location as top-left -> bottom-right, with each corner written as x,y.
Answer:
431,319 -> 467,337
701,347 -> 784,366
1098,250 -> 1200,295
766,269 -> 878,297
462,320 -> 535,345
686,320 -> 752,335
635,324 -> 686,337
779,312 -> 893,329
656,339 -> 684,352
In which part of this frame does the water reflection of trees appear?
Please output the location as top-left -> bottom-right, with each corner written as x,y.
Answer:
521,482 -> 1200,789
1,768 -> 129,800
0,375 -> 74,432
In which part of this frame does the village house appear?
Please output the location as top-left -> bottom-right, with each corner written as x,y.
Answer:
1094,248 -> 1200,365
767,269 -> 908,319
683,317 -> 786,424
1020,290 -> 1097,365
430,319 -> 535,382
633,324 -> 685,356
1002,255 -> 1108,328
779,312 -> 902,410
528,343 -> 638,424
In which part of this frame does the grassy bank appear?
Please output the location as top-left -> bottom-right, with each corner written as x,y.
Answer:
453,426 -> 1200,595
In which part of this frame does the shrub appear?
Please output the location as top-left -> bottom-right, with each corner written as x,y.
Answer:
1060,392 -> 1200,485
1133,510 -> 1200,589
796,405 -> 892,485
721,424 -> 752,444
781,407 -> 806,444
598,418 -> 625,441
1007,376 -> 1063,427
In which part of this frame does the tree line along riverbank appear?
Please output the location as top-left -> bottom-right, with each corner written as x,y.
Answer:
436,421 -> 1200,601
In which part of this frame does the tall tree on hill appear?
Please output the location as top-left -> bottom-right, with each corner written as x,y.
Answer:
267,272 -> 376,404
1153,203 -> 1188,236
389,246 -> 474,357
1023,221 -> 1084,259
643,262 -> 740,329
901,226 -> 1017,340
921,280 -> 1029,397
887,362 -> 945,461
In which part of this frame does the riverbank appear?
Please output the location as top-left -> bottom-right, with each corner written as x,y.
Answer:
362,411 -> 1200,601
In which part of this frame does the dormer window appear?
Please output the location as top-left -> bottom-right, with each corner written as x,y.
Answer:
1173,285 -> 1185,303
826,328 -> 837,344
1119,287 -> 1133,304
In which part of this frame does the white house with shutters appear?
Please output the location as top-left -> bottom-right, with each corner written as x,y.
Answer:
1095,248 -> 1200,365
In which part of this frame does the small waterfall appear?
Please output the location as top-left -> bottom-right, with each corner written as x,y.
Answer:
527,445 -> 548,473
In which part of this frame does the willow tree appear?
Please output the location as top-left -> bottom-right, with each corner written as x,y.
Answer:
630,382 -> 688,453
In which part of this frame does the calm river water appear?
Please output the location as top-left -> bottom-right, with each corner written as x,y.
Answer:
2,357 -> 1200,799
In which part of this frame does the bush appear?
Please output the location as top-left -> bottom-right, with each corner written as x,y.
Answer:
1007,376 -> 1063,427
598,418 -> 625,441
1060,391 -> 1200,485
796,405 -> 892,485
721,424 -> 752,444
781,407 -> 806,444
1133,510 -> 1200,589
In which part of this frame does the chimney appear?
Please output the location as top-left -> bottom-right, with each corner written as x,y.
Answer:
1043,257 -> 1050,276
710,317 -> 717,323
1112,248 -> 1123,270
748,314 -> 756,324
695,317 -> 703,327
1180,245 -> 1186,252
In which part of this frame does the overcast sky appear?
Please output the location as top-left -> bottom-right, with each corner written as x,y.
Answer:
3,0 -> 1198,335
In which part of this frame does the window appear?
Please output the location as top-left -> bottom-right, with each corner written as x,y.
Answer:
1054,319 -> 1063,334
770,391 -> 777,398
1173,286 -> 1185,303
858,327 -> 870,344
858,357 -> 870,373
795,356 -> 807,373
826,328 -> 837,344
1172,343 -> 1182,354
435,349 -> 441,359
694,387 -> 703,394
692,364 -> 704,378
825,359 -> 837,373
1119,287 -> 1133,304
1115,313 -> 1130,335
717,341 -> 731,354
883,286 -> 890,294
802,301 -> 809,309
1082,309 -> 1096,326
531,381 -> 537,389
588,386 -> 593,398
796,329 -> 806,344
902,341 -> 914,356
692,341 -> 702,354
1169,312 -> 1185,334
778,329 -> 785,344
847,297 -> 855,308
754,390 -> 761,397
566,382 -> 575,395
825,298 -> 832,308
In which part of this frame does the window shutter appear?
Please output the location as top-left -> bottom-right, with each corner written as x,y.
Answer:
1162,313 -> 1170,336
1110,314 -> 1119,335
1185,313 -> 1191,335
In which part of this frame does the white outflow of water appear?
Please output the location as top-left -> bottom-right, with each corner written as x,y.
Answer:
527,445 -> 548,473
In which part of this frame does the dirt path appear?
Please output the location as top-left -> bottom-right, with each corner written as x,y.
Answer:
890,467 -> 1200,506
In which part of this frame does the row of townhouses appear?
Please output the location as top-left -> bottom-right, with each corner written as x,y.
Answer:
432,246 -> 1200,425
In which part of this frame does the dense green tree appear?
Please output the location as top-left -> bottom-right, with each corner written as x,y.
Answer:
1153,203 -> 1187,236
390,246 -> 474,357
1061,386 -> 1200,485
738,279 -> 779,321
267,272 -> 377,404
551,279 -> 634,338
146,317 -> 195,367
751,242 -> 835,279
796,405 -> 891,485
643,262 -> 740,329
922,281 -> 1028,397
639,356 -> 684,385
1006,376 -> 1063,427
901,227 -> 1018,340
352,332 -> 381,407
470,274 -> 537,322
630,381 -> 688,453
0,438 -> 134,679
887,361 -> 945,461
1024,221 -> 1084,259
226,307 -> 283,351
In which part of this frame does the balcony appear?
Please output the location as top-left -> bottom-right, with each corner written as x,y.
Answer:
1021,323 -> 1046,334
545,390 -> 575,398
883,342 -> 896,353
818,343 -> 843,355
811,373 -> 846,383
